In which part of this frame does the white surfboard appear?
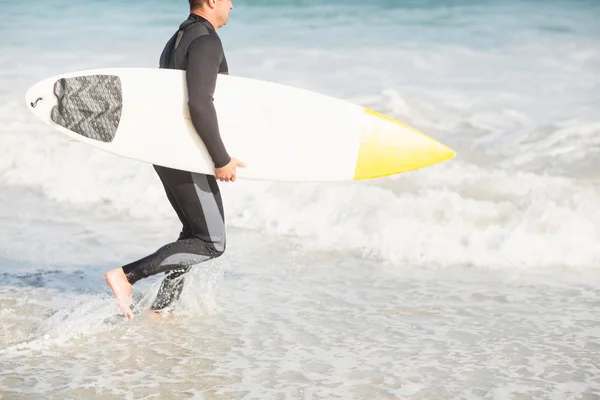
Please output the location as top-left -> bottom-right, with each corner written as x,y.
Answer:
25,68 -> 455,182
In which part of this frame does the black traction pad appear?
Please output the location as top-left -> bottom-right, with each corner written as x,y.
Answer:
50,75 -> 123,143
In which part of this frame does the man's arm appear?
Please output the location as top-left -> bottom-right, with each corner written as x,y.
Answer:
186,35 -> 231,168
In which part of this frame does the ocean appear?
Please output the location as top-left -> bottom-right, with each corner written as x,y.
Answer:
1,0 -> 599,398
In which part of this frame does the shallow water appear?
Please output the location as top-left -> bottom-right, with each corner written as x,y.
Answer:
0,189 -> 599,399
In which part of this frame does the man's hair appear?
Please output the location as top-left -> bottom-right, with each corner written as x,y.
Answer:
189,0 -> 208,10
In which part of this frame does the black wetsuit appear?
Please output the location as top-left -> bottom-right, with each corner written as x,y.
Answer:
122,14 -> 230,311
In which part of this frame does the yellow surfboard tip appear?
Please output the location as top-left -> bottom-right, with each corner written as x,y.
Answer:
353,108 -> 455,180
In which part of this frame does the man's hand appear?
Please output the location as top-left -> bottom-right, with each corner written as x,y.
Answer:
215,158 -> 246,182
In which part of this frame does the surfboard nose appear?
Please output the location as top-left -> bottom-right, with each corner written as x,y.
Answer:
353,108 -> 455,180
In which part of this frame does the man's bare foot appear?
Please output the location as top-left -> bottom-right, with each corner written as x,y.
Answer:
146,310 -> 174,322
105,268 -> 133,319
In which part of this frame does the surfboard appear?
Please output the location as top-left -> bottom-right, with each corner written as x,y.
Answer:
25,68 -> 455,182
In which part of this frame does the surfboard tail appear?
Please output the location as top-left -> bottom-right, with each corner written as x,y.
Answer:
353,108 -> 455,180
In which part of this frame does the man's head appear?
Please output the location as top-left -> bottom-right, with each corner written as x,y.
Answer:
189,0 -> 233,29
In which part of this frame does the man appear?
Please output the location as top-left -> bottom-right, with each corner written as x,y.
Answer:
105,0 -> 244,319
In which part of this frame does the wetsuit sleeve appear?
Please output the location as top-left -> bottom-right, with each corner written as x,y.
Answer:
186,35 -> 231,168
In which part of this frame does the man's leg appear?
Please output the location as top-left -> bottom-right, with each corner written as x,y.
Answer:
154,165 -> 194,240
105,165 -> 226,317
149,166 -> 226,312
149,267 -> 190,312
148,165 -> 195,312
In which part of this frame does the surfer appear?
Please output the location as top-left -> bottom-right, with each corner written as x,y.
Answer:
105,0 -> 244,319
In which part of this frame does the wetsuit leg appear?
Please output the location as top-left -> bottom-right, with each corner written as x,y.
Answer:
149,165 -> 195,310
154,165 -> 194,240
122,165 -> 226,310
